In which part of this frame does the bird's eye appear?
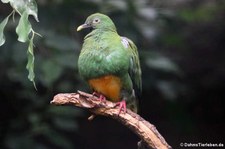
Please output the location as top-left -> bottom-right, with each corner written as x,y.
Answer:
93,18 -> 100,23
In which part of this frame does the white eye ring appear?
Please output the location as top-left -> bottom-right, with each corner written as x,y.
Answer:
93,18 -> 100,23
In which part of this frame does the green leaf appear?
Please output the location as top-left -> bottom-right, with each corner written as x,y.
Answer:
26,37 -> 36,88
9,0 -> 26,14
10,0 -> 39,22
26,0 -> 39,22
0,15 -> 10,46
16,11 -> 31,42
1,0 -> 10,3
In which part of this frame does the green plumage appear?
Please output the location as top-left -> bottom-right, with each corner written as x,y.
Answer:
77,13 -> 142,112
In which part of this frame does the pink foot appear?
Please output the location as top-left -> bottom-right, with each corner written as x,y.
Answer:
92,91 -> 99,97
115,100 -> 127,114
99,94 -> 106,101
92,92 -> 106,101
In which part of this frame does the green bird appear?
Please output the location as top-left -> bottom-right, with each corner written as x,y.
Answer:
77,13 -> 142,113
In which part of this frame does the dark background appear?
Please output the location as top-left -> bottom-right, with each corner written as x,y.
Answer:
0,0 -> 224,149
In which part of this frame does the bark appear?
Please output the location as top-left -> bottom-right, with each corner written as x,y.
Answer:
51,91 -> 172,149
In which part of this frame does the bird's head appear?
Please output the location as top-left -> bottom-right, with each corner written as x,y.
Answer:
77,13 -> 116,32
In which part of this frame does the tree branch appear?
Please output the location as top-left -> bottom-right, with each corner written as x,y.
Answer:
51,91 -> 172,149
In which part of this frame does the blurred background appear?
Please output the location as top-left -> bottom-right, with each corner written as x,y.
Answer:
0,0 -> 224,148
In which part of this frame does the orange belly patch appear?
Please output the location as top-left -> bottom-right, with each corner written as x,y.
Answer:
88,75 -> 121,102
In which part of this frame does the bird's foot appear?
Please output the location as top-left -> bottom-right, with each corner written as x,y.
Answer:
92,92 -> 106,101
99,94 -> 106,101
115,100 -> 127,114
92,91 -> 99,96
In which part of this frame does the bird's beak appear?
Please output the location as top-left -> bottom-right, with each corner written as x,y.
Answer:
77,23 -> 91,31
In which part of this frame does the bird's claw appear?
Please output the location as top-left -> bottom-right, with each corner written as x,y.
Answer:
115,100 -> 127,114
99,94 -> 106,101
92,92 -> 106,101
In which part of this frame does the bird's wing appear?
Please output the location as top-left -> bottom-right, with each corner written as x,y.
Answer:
121,37 -> 142,99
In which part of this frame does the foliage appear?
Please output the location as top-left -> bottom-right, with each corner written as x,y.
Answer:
0,0 -> 40,86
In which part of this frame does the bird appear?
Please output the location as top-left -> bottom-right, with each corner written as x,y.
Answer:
77,13 -> 141,113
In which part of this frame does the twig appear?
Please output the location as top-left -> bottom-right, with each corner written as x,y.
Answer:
50,90 -> 172,149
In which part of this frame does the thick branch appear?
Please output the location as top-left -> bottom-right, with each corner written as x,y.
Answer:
51,91 -> 172,149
